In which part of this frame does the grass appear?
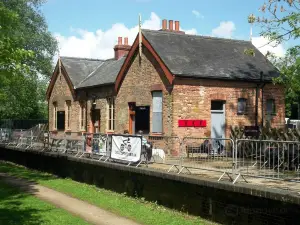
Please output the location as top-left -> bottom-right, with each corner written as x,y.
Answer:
0,180 -> 91,225
0,161 -> 217,225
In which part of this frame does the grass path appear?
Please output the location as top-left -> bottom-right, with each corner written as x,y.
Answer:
0,161 -> 217,225
0,180 -> 91,225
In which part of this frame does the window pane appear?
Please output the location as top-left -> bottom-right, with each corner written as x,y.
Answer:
153,92 -> 163,112
152,112 -> 162,133
211,101 -> 224,110
238,98 -> 246,114
267,99 -> 275,114
57,111 -> 65,130
152,91 -> 163,133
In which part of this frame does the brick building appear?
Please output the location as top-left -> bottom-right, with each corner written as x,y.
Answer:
46,19 -> 285,139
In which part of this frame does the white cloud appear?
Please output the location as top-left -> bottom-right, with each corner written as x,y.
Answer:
211,21 -> 236,38
183,28 -> 198,35
252,36 -> 286,57
54,12 -> 197,61
192,10 -> 204,19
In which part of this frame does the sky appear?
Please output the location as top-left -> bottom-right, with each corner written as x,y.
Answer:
41,0 -> 288,61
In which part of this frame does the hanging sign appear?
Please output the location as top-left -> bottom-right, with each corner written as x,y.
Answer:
110,135 -> 142,163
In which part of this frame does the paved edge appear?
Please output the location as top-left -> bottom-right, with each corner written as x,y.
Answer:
0,173 -> 140,225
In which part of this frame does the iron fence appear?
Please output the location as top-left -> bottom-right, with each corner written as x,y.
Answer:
0,119 -> 47,129
143,135 -> 183,172
3,129 -> 300,186
235,139 -> 300,182
181,137 -> 235,180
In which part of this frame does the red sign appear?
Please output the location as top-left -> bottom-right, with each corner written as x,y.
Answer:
178,120 -> 206,127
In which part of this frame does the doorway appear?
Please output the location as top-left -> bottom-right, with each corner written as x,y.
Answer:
211,101 -> 225,152
135,106 -> 150,134
92,109 -> 100,133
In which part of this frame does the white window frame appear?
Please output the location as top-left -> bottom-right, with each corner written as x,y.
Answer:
107,97 -> 115,131
53,102 -> 57,130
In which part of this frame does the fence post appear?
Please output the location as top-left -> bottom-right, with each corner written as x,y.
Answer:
179,137 -> 183,170
234,139 -> 238,176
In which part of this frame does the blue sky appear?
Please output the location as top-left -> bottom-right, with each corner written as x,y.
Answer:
41,0 -> 287,60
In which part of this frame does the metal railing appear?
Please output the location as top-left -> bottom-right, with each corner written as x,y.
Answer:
3,129 -> 300,186
235,139 -> 300,183
181,137 -> 235,181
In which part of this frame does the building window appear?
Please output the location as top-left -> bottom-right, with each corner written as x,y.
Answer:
57,111 -> 65,131
266,99 -> 276,114
53,102 -> 57,130
152,91 -> 163,133
237,98 -> 247,115
66,101 -> 71,130
107,97 -> 115,130
80,103 -> 86,130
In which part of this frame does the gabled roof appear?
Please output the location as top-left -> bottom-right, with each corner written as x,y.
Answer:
60,57 -> 104,88
47,56 -> 125,100
142,29 -> 280,81
77,57 -> 126,89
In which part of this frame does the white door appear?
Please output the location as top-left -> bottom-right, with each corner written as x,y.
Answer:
211,101 -> 225,153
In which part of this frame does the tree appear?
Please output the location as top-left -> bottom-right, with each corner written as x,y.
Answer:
249,0 -> 300,117
0,0 -> 58,120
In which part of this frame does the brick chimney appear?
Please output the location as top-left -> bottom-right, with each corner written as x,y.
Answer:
114,37 -> 131,60
159,19 -> 185,34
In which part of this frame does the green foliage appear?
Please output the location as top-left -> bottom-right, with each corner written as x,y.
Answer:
272,46 -> 300,116
257,0 -> 300,44
248,0 -> 300,116
0,0 -> 57,120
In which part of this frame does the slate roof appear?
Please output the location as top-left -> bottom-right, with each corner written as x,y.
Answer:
77,57 -> 126,88
60,30 -> 279,90
142,29 -> 280,81
60,56 -> 125,89
60,57 -> 103,87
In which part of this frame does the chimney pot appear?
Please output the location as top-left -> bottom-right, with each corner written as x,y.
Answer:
169,20 -> 174,31
114,37 -> 131,60
162,19 -> 167,30
124,37 -> 128,45
175,21 -> 179,31
118,37 -> 122,45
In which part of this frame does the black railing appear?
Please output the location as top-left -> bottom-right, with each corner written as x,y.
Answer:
0,119 -> 48,129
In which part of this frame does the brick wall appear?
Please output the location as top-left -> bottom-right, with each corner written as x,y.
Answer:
115,47 -> 172,135
48,72 -> 80,134
173,78 -> 285,138
48,54 -> 285,139
263,83 -> 285,127
84,86 -> 114,133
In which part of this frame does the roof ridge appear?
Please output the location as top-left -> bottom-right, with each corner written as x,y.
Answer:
60,56 -> 104,61
142,29 -> 251,44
